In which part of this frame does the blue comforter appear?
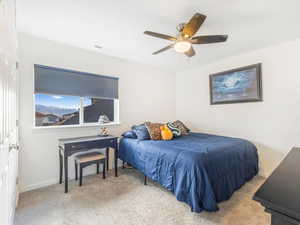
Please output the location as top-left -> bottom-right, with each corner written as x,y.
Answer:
119,132 -> 258,213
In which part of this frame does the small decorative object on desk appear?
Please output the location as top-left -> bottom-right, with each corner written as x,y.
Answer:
99,127 -> 109,137
98,114 -> 110,136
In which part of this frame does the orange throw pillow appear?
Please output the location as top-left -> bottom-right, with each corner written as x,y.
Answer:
160,125 -> 173,140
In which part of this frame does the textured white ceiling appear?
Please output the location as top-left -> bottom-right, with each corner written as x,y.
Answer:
16,0 -> 300,72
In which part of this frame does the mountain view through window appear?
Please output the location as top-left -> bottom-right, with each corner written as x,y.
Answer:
35,94 -> 115,127
35,94 -> 80,126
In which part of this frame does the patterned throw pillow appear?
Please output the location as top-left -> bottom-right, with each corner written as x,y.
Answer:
145,122 -> 163,140
173,120 -> 190,135
166,122 -> 181,137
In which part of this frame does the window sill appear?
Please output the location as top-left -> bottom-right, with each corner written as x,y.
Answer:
33,121 -> 121,129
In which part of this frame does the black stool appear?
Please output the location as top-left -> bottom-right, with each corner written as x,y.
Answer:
75,152 -> 106,186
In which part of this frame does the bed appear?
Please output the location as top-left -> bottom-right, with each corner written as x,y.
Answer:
119,132 -> 258,213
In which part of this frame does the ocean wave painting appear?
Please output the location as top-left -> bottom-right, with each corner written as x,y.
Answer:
210,64 -> 262,104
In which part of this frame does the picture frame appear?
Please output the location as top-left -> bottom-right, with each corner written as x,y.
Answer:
209,63 -> 262,105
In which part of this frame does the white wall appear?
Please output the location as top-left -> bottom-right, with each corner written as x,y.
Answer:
176,39 -> 300,177
19,32 -> 300,192
18,33 -> 176,192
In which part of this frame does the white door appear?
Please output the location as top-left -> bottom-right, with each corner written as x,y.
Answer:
0,0 -> 19,225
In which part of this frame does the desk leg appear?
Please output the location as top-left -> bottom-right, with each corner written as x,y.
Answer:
114,145 -> 118,177
59,150 -> 63,184
64,155 -> 69,193
106,148 -> 109,170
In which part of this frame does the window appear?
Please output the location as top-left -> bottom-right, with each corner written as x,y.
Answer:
34,65 -> 119,127
35,94 -> 80,126
83,97 -> 114,123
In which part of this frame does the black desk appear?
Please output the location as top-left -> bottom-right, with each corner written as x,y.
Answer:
253,147 -> 300,225
58,135 -> 118,193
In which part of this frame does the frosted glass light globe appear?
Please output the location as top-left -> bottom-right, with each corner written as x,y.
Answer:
174,41 -> 191,53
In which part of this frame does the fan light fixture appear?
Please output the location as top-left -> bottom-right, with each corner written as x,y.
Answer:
174,41 -> 191,53
144,13 -> 228,57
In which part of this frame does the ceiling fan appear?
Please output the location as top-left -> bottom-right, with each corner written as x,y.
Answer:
144,13 -> 228,57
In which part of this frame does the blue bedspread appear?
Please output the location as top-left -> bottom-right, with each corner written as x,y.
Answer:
119,132 -> 258,213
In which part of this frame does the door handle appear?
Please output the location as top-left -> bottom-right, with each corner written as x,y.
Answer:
9,144 -> 19,151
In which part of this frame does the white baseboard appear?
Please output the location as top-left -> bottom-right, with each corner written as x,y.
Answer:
21,168 -> 268,193
20,178 -> 58,193
20,161 -> 123,193
21,173 -> 269,193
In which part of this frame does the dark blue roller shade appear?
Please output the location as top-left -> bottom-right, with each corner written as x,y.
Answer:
34,65 -> 119,99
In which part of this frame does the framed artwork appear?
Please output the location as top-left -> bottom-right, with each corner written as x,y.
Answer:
209,63 -> 262,105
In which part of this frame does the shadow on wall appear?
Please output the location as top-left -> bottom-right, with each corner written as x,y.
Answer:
254,142 -> 286,178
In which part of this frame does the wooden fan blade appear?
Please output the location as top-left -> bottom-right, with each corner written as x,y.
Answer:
191,35 -> 228,44
182,13 -> 207,37
152,44 -> 174,55
185,46 -> 195,57
144,31 -> 177,41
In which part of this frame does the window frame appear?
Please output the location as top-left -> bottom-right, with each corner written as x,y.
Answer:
33,94 -> 120,129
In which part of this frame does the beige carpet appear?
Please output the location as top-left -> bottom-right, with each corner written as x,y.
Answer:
15,169 -> 270,225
